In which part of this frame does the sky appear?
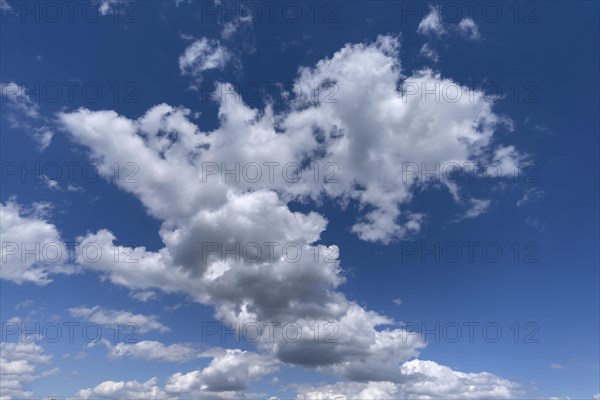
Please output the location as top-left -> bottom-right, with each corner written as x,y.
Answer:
0,0 -> 599,399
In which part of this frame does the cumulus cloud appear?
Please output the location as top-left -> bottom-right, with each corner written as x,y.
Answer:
165,349 -> 278,395
221,14 -> 253,40
0,200 -> 74,285
57,35 -> 520,394
417,11 -> 482,41
77,348 -> 277,399
68,306 -> 170,334
60,36 -> 514,243
0,342 -> 58,399
0,82 -> 39,119
297,359 -> 520,399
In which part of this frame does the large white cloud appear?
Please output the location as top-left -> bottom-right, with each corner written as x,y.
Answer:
77,377 -> 165,399
76,348 -> 277,399
0,201 -> 74,285
297,360 -> 519,399
417,5 -> 446,37
57,35 -> 520,396
165,348 -> 278,396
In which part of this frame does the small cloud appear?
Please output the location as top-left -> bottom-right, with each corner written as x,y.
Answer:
164,303 -> 183,312
15,299 -> 34,310
393,298 -> 403,305
457,18 -> 481,40
221,14 -> 253,40
34,54 -> 43,62
533,124 -> 554,135
417,5 -> 446,37
453,198 -> 491,222
419,43 -> 439,62
179,37 -> 232,88
130,290 -> 157,302
549,363 -> 565,370
517,188 -> 545,207
42,175 -> 61,190
67,184 -> 85,193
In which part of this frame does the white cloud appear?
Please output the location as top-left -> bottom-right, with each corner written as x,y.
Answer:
68,306 -> 169,334
77,377 -> 165,399
94,339 -> 202,363
297,360 -> 519,399
165,349 -> 278,395
129,290 -> 157,302
77,348 -> 277,399
179,38 -> 232,86
489,145 -> 526,176
0,342 -> 58,400
41,176 -> 60,191
457,18 -> 481,40
420,43 -> 439,62
14,300 -> 34,311
97,0 -> 126,16
221,14 -> 253,40
417,6 -> 446,36
0,200 -> 74,285
548,363 -> 565,370
57,35 -> 520,392
392,298 -> 402,305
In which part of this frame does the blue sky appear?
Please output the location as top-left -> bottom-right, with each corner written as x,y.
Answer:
1,1 -> 599,399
